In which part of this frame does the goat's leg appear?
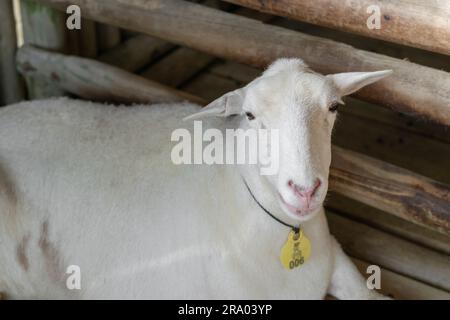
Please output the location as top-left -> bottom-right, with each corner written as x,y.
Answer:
327,236 -> 388,300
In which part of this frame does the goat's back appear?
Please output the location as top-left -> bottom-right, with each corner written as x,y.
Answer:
0,98 -> 235,298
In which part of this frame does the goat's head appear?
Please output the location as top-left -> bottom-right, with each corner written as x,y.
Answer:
185,58 -> 392,221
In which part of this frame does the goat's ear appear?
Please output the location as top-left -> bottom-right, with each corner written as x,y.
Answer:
183,89 -> 245,121
327,70 -> 393,96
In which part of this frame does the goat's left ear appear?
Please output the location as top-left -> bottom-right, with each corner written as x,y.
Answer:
183,89 -> 245,121
327,70 -> 393,96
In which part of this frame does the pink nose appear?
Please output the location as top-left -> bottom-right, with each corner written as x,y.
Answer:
287,179 -> 321,209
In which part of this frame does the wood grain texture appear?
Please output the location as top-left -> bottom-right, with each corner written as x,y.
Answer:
141,47 -> 215,88
327,194 -> 450,256
333,108 -> 450,184
16,45 -> 203,105
78,18 -> 98,58
352,258 -> 450,300
97,24 -> 121,53
327,211 -> 450,291
224,0 -> 450,56
331,145 -> 450,234
20,0 -> 68,98
272,18 -> 450,74
99,35 -> 175,72
33,0 -> 450,125
0,0 -> 25,105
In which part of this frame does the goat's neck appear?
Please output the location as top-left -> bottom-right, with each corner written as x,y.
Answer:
238,164 -> 302,232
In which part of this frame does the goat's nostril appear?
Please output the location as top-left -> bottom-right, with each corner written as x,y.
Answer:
287,178 -> 321,198
311,179 -> 321,196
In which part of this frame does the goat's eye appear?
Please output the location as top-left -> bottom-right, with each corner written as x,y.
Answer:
245,112 -> 255,120
329,102 -> 339,113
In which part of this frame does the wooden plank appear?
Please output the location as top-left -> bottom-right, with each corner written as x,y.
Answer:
273,18 -> 450,74
141,47 -> 215,88
327,211 -> 450,291
0,0 -> 25,105
16,45 -> 203,105
34,0 -> 450,126
330,145 -> 450,234
223,0 -> 450,56
66,27 -> 80,56
78,18 -> 98,58
182,72 -> 239,101
340,98 -> 450,146
327,194 -> 450,256
352,258 -> 450,300
139,6 -> 271,87
333,107 -> 450,184
98,35 -> 174,72
209,60 -> 260,84
97,24 -> 120,53
20,0 -> 68,98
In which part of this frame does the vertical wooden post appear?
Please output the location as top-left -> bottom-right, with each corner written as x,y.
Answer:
20,0 -> 68,99
97,24 -> 121,53
0,0 -> 25,105
78,19 -> 97,58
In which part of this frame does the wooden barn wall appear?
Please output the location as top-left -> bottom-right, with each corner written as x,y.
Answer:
3,0 -> 450,299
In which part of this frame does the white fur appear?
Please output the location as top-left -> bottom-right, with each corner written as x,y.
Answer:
0,59 -> 391,299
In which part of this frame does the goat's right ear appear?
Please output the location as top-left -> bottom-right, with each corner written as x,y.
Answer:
327,70 -> 393,96
183,89 -> 245,121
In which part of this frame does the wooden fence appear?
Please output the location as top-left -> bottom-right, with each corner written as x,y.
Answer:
1,0 -> 449,299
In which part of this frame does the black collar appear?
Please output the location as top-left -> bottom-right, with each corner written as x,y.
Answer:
242,178 -> 300,234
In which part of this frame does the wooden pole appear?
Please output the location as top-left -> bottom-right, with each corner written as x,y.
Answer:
140,47 -> 214,88
327,212 -> 450,291
0,0 -> 25,105
17,45 -> 450,235
223,0 -> 450,56
351,258 -> 450,300
78,18 -> 98,58
20,0 -> 68,98
330,146 -> 450,235
33,0 -> 450,126
97,24 -> 120,53
16,45 -> 204,105
98,35 -> 174,72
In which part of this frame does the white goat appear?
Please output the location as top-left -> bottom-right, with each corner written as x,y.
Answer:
0,59 -> 391,299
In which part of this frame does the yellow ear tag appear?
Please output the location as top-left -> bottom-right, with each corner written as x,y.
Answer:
280,229 -> 311,270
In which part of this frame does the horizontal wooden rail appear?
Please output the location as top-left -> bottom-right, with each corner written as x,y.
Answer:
223,0 -> 450,56
16,45 -> 203,105
327,212 -> 450,291
34,0 -> 450,126
330,146 -> 450,235
351,257 -> 450,300
17,45 -> 450,235
98,35 -> 175,72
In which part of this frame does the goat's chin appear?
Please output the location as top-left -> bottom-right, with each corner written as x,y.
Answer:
279,201 -> 322,222
287,209 -> 321,222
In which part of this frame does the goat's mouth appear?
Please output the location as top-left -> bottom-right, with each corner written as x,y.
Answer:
277,192 -> 320,219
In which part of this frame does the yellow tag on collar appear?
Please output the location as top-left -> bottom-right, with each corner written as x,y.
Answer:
280,229 -> 311,270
